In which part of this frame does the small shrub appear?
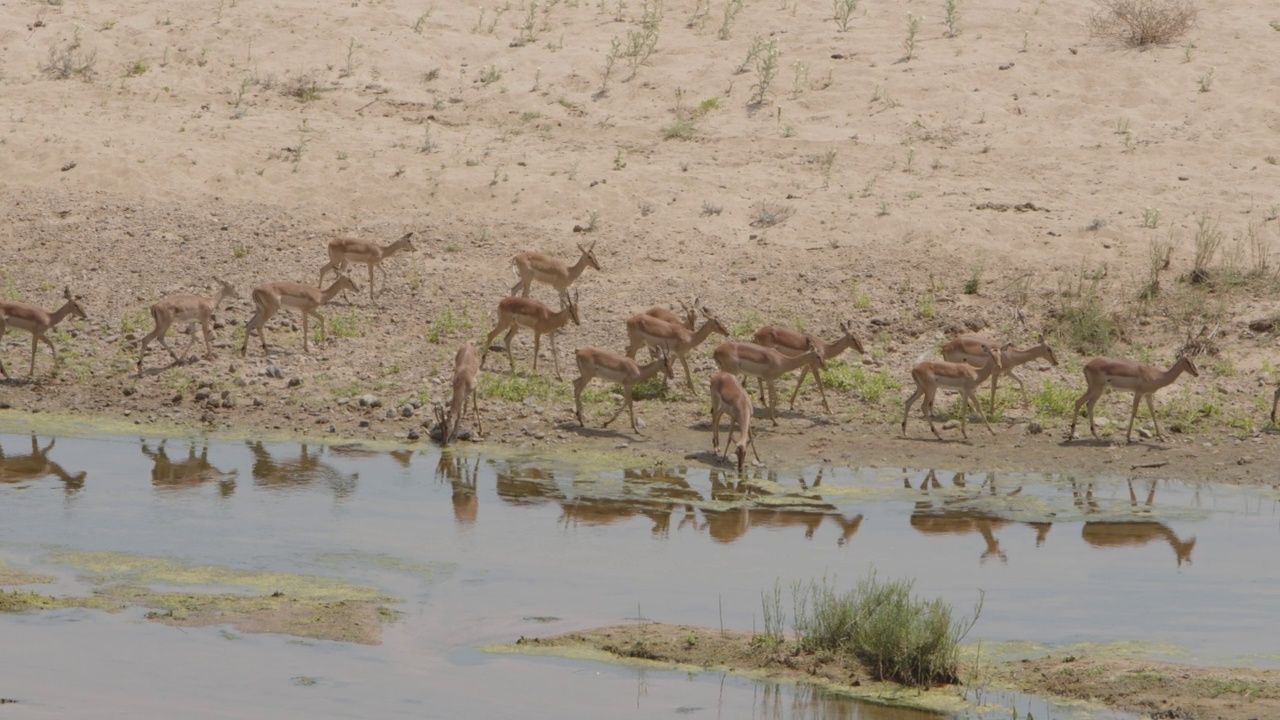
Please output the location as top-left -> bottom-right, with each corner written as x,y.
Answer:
426,306 -> 473,343
479,373 -> 567,402
832,0 -> 858,32
41,27 -> 97,80
791,572 -> 981,686
1032,377 -> 1078,418
281,72 -> 322,102
822,362 -> 901,405
1087,0 -> 1197,47
325,311 -> 362,339
750,201 -> 794,228
1189,211 -> 1222,284
1053,269 -> 1123,354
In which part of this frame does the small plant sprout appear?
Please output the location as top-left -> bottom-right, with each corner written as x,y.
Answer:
718,0 -> 745,40
832,0 -> 858,32
1197,67 -> 1214,92
903,14 -> 922,61
943,0 -> 960,37
749,37 -> 780,106
1142,207 -> 1161,228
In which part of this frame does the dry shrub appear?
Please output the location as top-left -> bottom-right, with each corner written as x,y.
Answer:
1087,0 -> 1197,47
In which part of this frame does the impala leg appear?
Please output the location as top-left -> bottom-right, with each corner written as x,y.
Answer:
711,395 -> 723,453
901,387 -> 924,436
958,389 -> 969,439
199,318 -> 215,359
368,264 -> 378,303
787,367 -> 809,411
300,312 -> 311,352
756,377 -> 767,405
924,388 -> 942,440
531,332 -> 542,374
1145,393 -> 1164,441
627,390 -> 639,433
573,375 -> 589,426
503,329 -> 518,375
0,321 -> 8,378
812,366 -> 831,414
1007,369 -> 1029,403
1272,387 -> 1280,424
548,333 -> 563,380
765,380 -> 779,426
988,374 -> 999,414
602,387 -> 630,429
471,387 -> 483,436
1125,392 -> 1142,444
969,388 -> 996,435
678,354 -> 695,392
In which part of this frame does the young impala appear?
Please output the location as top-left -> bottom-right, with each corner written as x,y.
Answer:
901,346 -> 1003,439
481,291 -> 580,379
241,274 -> 360,355
752,320 -> 864,412
1068,355 -> 1198,444
709,371 -> 760,473
137,277 -> 241,372
0,287 -> 87,378
510,241 -> 600,297
318,231 -> 418,304
623,307 -> 729,392
942,334 -> 1058,410
439,343 -> 482,445
572,346 -> 673,433
712,339 -> 826,425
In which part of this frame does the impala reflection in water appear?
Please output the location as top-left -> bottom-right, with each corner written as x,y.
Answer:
142,440 -> 238,496
0,434 -> 86,495
246,441 -> 359,499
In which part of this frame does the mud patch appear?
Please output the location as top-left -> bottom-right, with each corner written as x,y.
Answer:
6,551 -> 399,645
0,558 -> 55,586
494,624 -> 1280,720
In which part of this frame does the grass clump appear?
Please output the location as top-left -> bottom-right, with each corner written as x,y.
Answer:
426,306 -> 474,344
1051,268 -> 1124,355
479,373 -> 567,402
789,572 -> 981,686
822,362 -> 900,405
1032,378 -> 1078,418
1087,0 -> 1197,47
42,27 -> 97,80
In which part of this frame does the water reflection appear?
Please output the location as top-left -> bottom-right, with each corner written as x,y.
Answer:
753,680 -> 942,720
141,440 -> 238,496
703,468 -> 863,546
559,467 -> 701,537
436,451 -> 480,525
907,470 -> 1050,564
0,434 -> 86,495
1074,478 -> 1197,567
494,459 -> 561,507
246,441 -> 359,499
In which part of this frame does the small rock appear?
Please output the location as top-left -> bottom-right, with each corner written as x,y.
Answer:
635,418 -> 646,430
359,420 -> 370,428
407,429 -> 420,440
1237,456 -> 1253,465
195,390 -> 211,401
1027,422 -> 1044,435
287,377 -> 302,388
264,365 -> 285,379
171,393 -> 183,404
400,404 -> 415,418
385,408 -> 396,420
252,397 -> 264,407
1137,427 -> 1153,439
122,387 -> 135,396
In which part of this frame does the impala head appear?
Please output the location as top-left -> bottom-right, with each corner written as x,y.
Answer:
560,290 -> 581,325
1177,355 -> 1199,377
329,272 -> 361,294
577,240 -> 601,271
985,345 -> 1003,370
734,444 -> 746,474
62,287 -> 88,320
678,297 -> 701,328
1035,333 -> 1059,366
840,320 -> 865,354
214,277 -> 242,301
699,306 -> 730,337
394,231 -> 418,252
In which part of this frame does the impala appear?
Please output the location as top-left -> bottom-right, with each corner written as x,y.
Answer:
901,346 -> 1003,439
1271,386 -> 1280,425
623,307 -> 729,391
752,320 -> 864,412
481,291 -> 580,379
510,240 -> 600,297
137,277 -> 240,372
240,274 -> 360,355
1068,355 -> 1198,444
942,334 -> 1058,410
0,287 -> 87,378
712,339 -> 826,425
572,346 -> 673,433
439,343 -> 482,445
0,435 -> 87,491
709,371 -> 760,473
643,297 -> 699,331
318,231 -> 417,303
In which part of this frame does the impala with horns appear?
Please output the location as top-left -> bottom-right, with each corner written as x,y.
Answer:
623,306 -> 729,392
752,320 -> 864,413
1068,354 -> 1198,444
318,231 -> 418,304
241,274 -> 360,355
572,346 -> 673,433
712,339 -> 826,425
709,371 -> 760,473
481,291 -> 580,379
642,297 -> 699,332
137,277 -> 240,372
942,333 -> 1058,410
0,287 -> 87,378
510,240 -> 600,297
901,345 -> 1002,439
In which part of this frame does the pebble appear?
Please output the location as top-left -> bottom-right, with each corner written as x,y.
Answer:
264,365 -> 285,379
384,408 -> 396,419
400,404 -> 415,418
288,377 -> 303,388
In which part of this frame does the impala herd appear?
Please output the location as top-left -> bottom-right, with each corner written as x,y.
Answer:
0,234 -> 1223,472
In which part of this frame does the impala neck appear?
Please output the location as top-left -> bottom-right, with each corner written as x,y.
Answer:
778,349 -> 822,374
319,280 -> 350,304
638,356 -> 669,381
47,299 -> 80,328
824,333 -> 857,359
567,252 -> 593,281
381,238 -> 410,258
689,319 -> 721,346
547,303 -> 576,329
212,286 -> 234,310
1002,344 -> 1048,368
1155,360 -> 1191,389
972,355 -> 1002,382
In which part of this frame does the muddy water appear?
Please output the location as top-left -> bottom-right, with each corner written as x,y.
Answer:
1,432 -> 1276,718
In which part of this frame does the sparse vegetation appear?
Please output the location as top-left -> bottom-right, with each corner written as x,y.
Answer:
750,200 -> 794,228
42,27 -> 97,80
1087,0 -> 1197,47
832,0 -> 858,32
